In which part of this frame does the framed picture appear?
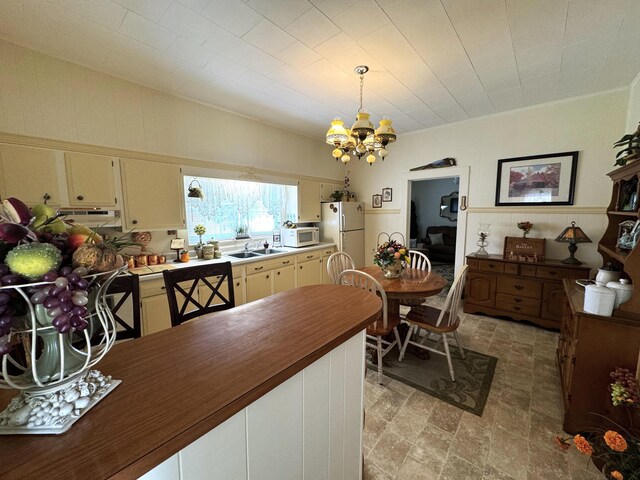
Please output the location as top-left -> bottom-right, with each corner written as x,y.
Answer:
382,187 -> 392,202
495,151 -> 578,206
372,194 -> 382,208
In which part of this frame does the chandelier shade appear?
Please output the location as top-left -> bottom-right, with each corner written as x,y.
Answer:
325,66 -> 397,165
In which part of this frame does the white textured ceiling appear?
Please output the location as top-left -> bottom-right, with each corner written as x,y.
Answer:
1,0 -> 639,138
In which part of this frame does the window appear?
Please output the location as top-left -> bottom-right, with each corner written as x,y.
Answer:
184,176 -> 295,245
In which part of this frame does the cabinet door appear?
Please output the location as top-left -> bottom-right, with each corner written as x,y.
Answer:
320,182 -> 343,201
120,158 -> 185,230
541,281 -> 565,321
246,271 -> 273,302
321,255 -> 332,284
297,180 -> 321,222
141,294 -> 173,335
465,272 -> 496,307
0,145 -> 62,205
65,152 -> 117,207
273,264 -> 296,294
298,259 -> 322,287
233,276 -> 246,306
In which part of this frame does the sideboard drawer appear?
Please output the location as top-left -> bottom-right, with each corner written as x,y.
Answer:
497,277 -> 542,299
499,301 -> 540,317
504,263 -> 519,275
521,265 -> 537,277
478,260 -> 504,273
496,293 -> 540,308
467,258 -> 479,270
537,266 -> 566,280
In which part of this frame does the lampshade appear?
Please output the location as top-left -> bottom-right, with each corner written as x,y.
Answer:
554,221 -> 591,265
554,221 -> 592,243
351,112 -> 375,139
326,118 -> 349,146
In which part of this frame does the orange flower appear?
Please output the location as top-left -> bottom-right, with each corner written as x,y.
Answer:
610,471 -> 623,480
604,430 -> 628,452
574,434 -> 593,455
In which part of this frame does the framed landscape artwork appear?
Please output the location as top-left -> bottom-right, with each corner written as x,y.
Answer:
495,151 -> 579,206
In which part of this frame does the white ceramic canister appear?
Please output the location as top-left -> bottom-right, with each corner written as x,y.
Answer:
595,267 -> 622,286
583,284 -> 616,316
605,279 -> 634,308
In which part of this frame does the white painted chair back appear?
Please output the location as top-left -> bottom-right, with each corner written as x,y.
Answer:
435,264 -> 468,329
338,269 -> 388,329
327,252 -> 355,284
408,250 -> 431,272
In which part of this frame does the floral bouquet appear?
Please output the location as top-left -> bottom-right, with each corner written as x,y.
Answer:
555,367 -> 640,479
517,221 -> 533,238
373,240 -> 410,268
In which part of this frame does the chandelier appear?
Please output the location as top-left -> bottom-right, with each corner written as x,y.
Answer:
325,66 -> 396,166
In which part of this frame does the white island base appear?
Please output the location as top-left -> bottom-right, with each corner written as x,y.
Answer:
141,331 -> 366,480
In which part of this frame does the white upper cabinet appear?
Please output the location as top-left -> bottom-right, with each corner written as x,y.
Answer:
0,145 -> 63,206
65,152 -> 118,208
120,158 -> 185,230
297,180 -> 321,222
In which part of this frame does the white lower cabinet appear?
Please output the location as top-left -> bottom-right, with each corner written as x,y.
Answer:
139,331 -> 366,480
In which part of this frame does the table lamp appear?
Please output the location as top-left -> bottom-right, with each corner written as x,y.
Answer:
554,221 -> 591,264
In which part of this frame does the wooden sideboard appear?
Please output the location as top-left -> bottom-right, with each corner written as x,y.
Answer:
559,280 -> 640,433
464,254 -> 590,329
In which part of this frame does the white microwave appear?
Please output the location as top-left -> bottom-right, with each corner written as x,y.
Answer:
281,227 -> 319,247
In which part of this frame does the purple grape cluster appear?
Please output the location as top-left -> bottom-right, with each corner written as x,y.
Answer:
30,266 -> 91,334
0,264 -> 22,355
610,367 -> 640,407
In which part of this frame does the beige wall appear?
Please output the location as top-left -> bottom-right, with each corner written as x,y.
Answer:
352,90 -> 630,272
0,39 -> 339,180
627,72 -> 640,132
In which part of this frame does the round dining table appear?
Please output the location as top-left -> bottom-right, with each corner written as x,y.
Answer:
358,266 -> 448,322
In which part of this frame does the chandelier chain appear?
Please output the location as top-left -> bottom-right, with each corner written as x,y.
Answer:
358,73 -> 364,113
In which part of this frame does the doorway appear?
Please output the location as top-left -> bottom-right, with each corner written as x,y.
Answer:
400,166 -> 470,276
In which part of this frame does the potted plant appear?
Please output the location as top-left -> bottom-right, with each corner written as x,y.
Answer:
235,225 -> 249,240
614,123 -> 640,166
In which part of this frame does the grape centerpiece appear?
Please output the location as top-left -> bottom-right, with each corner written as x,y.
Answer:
0,197 -> 131,434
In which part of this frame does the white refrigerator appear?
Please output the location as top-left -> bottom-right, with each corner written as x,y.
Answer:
320,202 -> 365,268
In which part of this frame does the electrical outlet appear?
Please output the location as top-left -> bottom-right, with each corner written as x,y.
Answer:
167,230 -> 177,235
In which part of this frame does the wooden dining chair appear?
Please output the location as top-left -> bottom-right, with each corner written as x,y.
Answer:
326,251 -> 355,284
338,269 -> 402,384
398,265 -> 468,381
106,273 -> 142,341
400,250 -> 432,311
162,262 -> 235,327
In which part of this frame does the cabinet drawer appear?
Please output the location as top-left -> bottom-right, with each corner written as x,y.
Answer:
521,265 -> 537,277
466,258 -> 479,270
536,266 -> 567,280
321,247 -> 335,256
496,293 -> 540,308
496,277 -> 542,299
140,280 -> 166,297
504,263 -> 519,275
497,300 -> 540,317
296,250 -> 322,262
478,260 -> 504,273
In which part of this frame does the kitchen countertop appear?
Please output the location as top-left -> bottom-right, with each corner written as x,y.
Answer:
0,285 -> 381,480
131,242 -> 336,281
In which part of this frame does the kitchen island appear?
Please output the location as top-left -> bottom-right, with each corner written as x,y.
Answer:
0,284 -> 381,480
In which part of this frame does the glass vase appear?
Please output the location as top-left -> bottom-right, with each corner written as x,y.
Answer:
382,259 -> 403,279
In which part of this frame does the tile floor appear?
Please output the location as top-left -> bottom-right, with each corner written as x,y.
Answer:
363,297 -> 603,480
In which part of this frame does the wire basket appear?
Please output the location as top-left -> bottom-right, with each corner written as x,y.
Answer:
0,267 -> 124,434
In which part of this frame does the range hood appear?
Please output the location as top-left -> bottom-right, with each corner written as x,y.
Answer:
58,208 -> 122,228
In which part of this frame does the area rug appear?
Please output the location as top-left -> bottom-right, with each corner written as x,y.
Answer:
431,262 -> 454,295
378,342 -> 497,416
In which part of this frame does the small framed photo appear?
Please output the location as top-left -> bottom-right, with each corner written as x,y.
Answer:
382,187 -> 392,202
170,238 -> 185,250
372,194 -> 382,208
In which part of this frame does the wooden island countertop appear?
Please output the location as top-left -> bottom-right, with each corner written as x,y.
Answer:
0,284 -> 382,480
